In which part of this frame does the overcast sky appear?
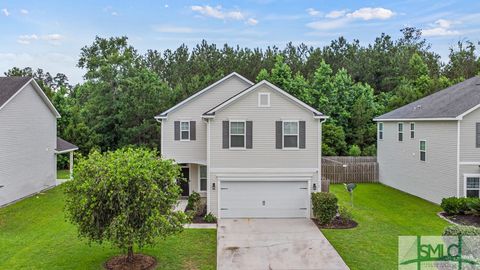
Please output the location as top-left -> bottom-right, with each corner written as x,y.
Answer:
0,0 -> 479,84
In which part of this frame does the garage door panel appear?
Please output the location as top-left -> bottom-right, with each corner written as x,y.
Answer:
220,181 -> 308,218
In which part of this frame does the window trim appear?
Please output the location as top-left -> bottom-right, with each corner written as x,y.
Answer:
282,120 -> 299,150
378,122 -> 384,140
229,120 -> 246,149
410,122 -> 415,139
198,165 -> 207,192
180,121 -> 190,141
419,140 -> 426,162
258,92 -> 270,107
398,122 -> 404,142
464,174 -> 480,198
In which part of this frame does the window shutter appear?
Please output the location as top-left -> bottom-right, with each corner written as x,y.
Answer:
299,121 -> 306,149
276,121 -> 282,149
222,121 -> 229,149
174,121 -> 180,141
476,123 -> 480,148
190,121 -> 196,140
246,121 -> 253,149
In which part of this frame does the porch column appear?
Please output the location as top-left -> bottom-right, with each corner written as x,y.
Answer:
69,152 -> 74,179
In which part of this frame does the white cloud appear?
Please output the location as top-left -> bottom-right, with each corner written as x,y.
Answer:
422,19 -> 460,37
326,10 -> 347,19
2,8 -> 9,16
20,9 -> 28,15
164,4 -> 169,8
17,34 -> 63,45
190,5 -> 257,25
306,18 -> 350,30
154,25 -> 193,33
306,8 -> 320,16
111,11 -> 118,16
346,7 -> 394,20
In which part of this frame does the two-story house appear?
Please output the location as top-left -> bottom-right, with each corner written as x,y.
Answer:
155,73 -> 327,218
374,76 -> 480,204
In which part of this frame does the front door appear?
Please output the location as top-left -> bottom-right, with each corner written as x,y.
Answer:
179,167 -> 190,196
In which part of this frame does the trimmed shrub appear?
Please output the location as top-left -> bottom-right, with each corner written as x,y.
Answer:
441,197 -> 476,215
187,192 -> 201,213
203,212 -> 217,223
312,192 -> 338,225
443,225 -> 480,236
338,205 -> 353,221
467,198 -> 480,215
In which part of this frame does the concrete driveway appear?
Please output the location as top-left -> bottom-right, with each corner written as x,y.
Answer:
217,218 -> 349,270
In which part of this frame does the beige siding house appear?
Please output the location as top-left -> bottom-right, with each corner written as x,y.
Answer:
156,73 -> 327,218
0,77 -> 77,206
375,76 -> 480,204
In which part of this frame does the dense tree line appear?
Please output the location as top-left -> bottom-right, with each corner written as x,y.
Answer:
5,28 -> 480,157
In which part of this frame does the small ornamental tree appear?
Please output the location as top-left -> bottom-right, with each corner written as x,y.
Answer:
64,147 -> 188,264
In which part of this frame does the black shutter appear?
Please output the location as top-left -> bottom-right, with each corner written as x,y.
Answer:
222,121 -> 229,149
299,121 -> 306,149
276,121 -> 282,149
190,121 -> 196,140
476,123 -> 480,148
174,121 -> 180,141
246,121 -> 253,149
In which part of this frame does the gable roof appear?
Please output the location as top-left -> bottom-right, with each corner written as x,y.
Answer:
0,77 -> 61,118
155,72 -> 253,119
56,137 -> 79,153
203,80 -> 327,119
375,76 -> 480,121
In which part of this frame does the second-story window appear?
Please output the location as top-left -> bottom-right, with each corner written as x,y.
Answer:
420,140 -> 426,161
378,122 -> 384,140
283,121 -> 299,148
180,121 -> 190,141
230,121 -> 245,148
398,123 -> 404,142
410,123 -> 415,139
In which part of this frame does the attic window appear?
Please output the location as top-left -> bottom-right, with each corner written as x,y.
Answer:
258,93 -> 270,107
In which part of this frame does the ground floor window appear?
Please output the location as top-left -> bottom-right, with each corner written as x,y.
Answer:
200,165 -> 207,191
466,176 -> 480,198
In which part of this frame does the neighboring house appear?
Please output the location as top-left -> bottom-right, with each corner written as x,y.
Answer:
0,77 -> 78,206
374,76 -> 480,204
156,72 -> 327,218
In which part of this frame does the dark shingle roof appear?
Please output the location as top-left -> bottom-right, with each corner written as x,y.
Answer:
0,77 -> 32,108
375,76 -> 480,120
56,137 -> 78,152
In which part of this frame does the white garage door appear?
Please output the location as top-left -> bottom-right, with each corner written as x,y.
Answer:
219,181 -> 309,218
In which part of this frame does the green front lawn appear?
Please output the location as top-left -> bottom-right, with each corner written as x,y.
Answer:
322,183 -> 449,270
0,187 -> 216,270
57,169 -> 70,179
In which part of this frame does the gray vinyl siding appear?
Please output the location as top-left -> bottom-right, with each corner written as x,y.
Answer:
210,85 -> 319,169
460,107 -> 480,162
459,165 -> 480,198
208,84 -> 321,216
0,84 -> 57,206
377,121 -> 457,204
161,76 -> 251,164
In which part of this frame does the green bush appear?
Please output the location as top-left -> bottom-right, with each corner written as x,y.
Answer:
203,212 -> 217,223
348,145 -> 361,156
187,192 -> 201,212
467,198 -> 480,215
443,225 -> 480,236
338,206 -> 353,221
312,192 -> 338,225
441,197 -> 475,215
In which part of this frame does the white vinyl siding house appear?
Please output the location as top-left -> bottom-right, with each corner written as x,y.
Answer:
0,77 -> 77,206
375,76 -> 480,203
156,73 -> 327,218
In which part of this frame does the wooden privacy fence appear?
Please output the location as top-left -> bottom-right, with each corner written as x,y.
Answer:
321,156 -> 378,184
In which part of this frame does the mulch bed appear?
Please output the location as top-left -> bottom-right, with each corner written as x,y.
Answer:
440,212 -> 480,227
185,205 -> 216,224
312,217 -> 358,229
104,254 -> 157,270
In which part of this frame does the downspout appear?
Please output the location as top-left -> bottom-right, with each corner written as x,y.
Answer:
318,118 -> 327,192
457,120 -> 460,198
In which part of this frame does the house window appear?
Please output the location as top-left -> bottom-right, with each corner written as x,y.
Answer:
180,121 -> 190,141
258,92 -> 270,107
398,123 -> 404,142
378,122 -> 384,140
420,140 -> 426,161
476,123 -> 480,148
283,121 -> 299,148
410,123 -> 415,139
230,121 -> 245,148
466,177 -> 480,198
199,165 -> 207,191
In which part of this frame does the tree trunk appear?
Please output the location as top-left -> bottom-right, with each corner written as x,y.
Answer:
127,246 -> 134,263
